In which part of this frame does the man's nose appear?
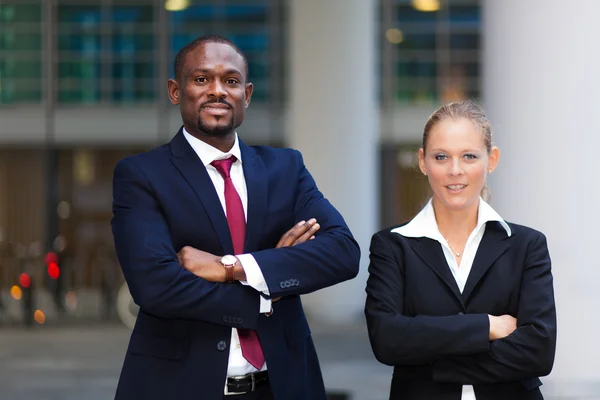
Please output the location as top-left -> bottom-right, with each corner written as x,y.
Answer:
208,80 -> 227,98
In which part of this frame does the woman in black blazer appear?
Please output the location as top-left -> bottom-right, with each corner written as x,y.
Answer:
365,100 -> 556,400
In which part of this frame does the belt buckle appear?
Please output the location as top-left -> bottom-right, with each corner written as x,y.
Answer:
225,373 -> 259,396
224,385 -> 246,396
224,375 -> 247,396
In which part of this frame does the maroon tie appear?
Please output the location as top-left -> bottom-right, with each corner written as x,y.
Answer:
211,156 -> 265,370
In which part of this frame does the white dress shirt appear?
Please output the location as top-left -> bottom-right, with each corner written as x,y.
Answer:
183,129 -> 271,378
392,197 -> 512,400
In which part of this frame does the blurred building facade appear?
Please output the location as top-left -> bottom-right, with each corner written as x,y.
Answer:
0,0 -> 482,319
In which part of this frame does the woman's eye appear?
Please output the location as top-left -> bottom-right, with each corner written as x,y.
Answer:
464,154 -> 478,160
435,154 -> 447,161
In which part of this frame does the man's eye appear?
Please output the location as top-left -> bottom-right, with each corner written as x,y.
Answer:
195,77 -> 206,83
226,79 -> 238,84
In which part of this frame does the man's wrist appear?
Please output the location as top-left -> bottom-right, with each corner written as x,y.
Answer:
219,255 -> 237,283
233,257 -> 247,281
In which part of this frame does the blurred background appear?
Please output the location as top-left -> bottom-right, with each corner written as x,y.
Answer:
0,0 -> 598,399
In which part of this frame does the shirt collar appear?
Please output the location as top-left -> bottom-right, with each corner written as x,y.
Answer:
182,127 -> 242,167
391,197 -> 512,239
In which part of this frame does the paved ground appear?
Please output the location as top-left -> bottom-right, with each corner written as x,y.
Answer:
0,320 -> 391,400
0,320 -> 597,400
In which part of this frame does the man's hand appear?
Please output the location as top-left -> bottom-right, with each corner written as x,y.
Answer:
269,219 -> 320,303
177,246 -> 225,282
488,314 -> 517,341
276,218 -> 320,248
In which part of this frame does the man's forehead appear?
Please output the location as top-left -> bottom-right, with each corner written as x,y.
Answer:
185,42 -> 244,72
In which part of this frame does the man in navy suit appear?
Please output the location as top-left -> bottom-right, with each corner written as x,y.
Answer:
111,35 -> 360,400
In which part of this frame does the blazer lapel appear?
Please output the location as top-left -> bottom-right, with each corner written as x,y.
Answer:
169,129 -> 233,254
462,222 -> 511,302
410,238 -> 464,306
240,140 -> 267,253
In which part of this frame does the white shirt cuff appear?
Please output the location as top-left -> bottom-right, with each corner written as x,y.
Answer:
236,254 -> 272,314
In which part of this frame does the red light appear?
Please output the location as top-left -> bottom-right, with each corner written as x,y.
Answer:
45,252 -> 58,265
47,262 -> 60,280
19,273 -> 31,288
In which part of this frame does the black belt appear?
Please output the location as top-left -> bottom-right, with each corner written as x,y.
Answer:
225,371 -> 269,395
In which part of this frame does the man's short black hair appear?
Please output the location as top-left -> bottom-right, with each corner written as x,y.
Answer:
173,35 -> 249,81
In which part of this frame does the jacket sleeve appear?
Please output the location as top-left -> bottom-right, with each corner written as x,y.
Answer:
432,232 -> 557,383
112,157 -> 261,329
250,151 -> 360,298
365,232 -> 490,366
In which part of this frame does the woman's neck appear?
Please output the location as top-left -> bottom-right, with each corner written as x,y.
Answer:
432,197 -> 479,239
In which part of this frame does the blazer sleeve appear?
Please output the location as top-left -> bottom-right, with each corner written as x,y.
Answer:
365,232 -> 490,366
432,232 -> 557,383
112,157 -> 261,329
250,151 -> 360,298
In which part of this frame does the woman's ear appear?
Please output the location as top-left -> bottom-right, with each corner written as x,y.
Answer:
487,146 -> 500,173
418,148 -> 427,175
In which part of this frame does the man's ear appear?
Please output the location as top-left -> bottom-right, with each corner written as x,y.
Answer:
244,82 -> 254,108
167,79 -> 180,105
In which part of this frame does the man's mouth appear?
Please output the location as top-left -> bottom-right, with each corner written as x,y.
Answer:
201,104 -> 231,116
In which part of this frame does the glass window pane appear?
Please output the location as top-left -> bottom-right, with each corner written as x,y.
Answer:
57,4 -> 103,104
110,5 -> 156,103
0,2 -> 42,104
396,5 -> 437,26
450,33 -> 479,50
448,4 -> 480,27
387,0 -> 482,105
57,3 -> 156,104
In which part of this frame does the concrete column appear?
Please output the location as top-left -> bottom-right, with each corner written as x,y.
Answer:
288,0 -> 379,324
483,1 -> 600,396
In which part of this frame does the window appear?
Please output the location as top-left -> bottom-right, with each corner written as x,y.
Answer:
381,0 -> 482,105
2,1 -> 284,107
0,1 -> 43,104
57,1 -> 155,104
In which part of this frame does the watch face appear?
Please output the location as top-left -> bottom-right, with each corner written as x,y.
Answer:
221,255 -> 237,265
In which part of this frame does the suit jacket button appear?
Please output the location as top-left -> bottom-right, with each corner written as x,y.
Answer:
280,281 -> 285,289
458,312 -> 464,315
217,341 -> 227,351
237,317 -> 243,325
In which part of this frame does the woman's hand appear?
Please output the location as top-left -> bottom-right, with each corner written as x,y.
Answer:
488,314 -> 517,341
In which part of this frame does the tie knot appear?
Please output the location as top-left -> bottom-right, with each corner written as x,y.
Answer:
211,156 -> 236,179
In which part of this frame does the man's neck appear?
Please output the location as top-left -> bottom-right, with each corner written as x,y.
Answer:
185,127 -> 236,153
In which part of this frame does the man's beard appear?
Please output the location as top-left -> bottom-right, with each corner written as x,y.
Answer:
197,115 -> 235,137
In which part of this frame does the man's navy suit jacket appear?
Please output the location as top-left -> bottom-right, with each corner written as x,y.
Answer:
111,129 -> 360,400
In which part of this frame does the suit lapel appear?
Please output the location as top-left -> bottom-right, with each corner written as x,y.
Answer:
169,129 -> 233,254
461,222 -> 511,302
240,140 -> 267,253
410,239 -> 464,306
